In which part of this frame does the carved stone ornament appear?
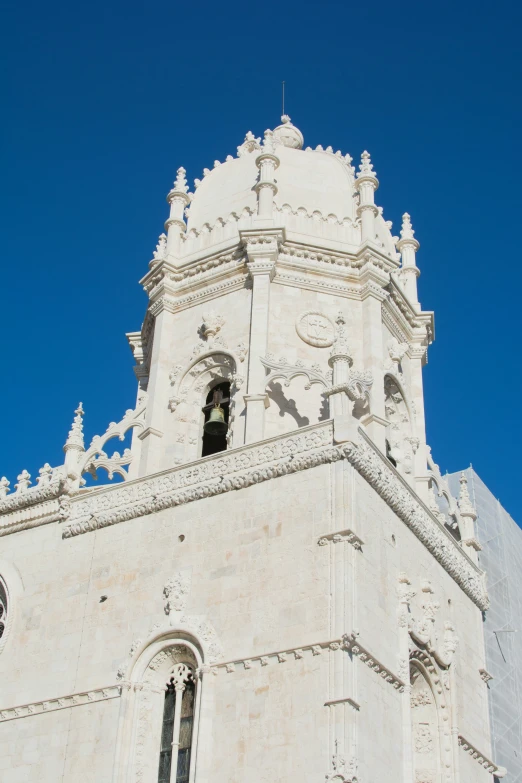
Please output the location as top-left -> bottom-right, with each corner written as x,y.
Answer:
296,311 -> 335,348
164,571 -> 192,616
325,752 -> 359,782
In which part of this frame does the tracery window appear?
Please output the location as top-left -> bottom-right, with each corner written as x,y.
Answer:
158,663 -> 196,783
0,579 -> 7,640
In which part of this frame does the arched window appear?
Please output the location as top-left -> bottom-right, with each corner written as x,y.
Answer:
0,579 -> 6,640
201,381 -> 230,457
158,663 -> 196,783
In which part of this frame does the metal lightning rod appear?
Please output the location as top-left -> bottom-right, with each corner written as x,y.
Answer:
282,81 -> 285,116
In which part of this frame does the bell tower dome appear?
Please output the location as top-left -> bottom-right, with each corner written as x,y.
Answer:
127,116 -> 434,506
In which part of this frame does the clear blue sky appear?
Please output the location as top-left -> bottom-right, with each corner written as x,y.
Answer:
2,0 -> 521,520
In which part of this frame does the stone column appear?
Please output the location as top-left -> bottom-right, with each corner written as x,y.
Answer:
396,213 -> 420,309
408,343 -> 430,502
397,574 -> 416,783
240,229 -> 284,444
458,472 -> 481,564
63,403 -> 85,488
254,132 -> 279,223
328,313 -> 358,444
360,277 -> 388,453
165,167 -> 190,257
355,151 -> 379,245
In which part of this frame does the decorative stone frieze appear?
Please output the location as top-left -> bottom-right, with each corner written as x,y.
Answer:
0,686 -> 121,723
64,422 -> 334,537
59,421 -> 488,610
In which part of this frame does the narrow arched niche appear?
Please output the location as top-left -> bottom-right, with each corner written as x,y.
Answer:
410,664 -> 441,783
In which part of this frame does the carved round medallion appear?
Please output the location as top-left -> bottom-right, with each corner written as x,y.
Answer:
296,311 -> 335,348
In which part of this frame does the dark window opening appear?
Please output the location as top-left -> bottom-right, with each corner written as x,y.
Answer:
202,381 -> 230,457
158,683 -> 176,783
176,679 -> 195,783
157,678 -> 195,783
386,440 -> 397,468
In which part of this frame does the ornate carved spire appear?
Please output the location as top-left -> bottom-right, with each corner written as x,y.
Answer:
397,212 -> 420,306
254,133 -> 280,219
150,233 -> 167,269
172,166 -> 188,195
357,150 -> 377,180
459,472 -> 477,520
165,167 -> 191,254
64,403 -> 85,452
355,151 -> 379,244
400,212 -> 415,241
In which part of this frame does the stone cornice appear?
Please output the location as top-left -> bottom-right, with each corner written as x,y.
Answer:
387,276 -> 435,339
343,631 -> 405,692
212,637 -> 342,675
211,632 -> 404,694
64,423 -> 335,538
60,420 -> 488,611
0,686 -> 121,723
346,428 -> 488,609
458,735 -> 506,778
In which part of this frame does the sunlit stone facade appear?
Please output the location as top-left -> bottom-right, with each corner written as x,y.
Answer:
0,117 -> 505,782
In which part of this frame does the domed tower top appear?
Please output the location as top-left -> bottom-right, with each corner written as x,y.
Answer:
272,115 -> 304,149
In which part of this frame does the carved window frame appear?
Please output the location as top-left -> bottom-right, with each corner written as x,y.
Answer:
119,636 -> 206,783
169,350 -> 244,460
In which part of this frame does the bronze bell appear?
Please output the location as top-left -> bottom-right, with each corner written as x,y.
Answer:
203,405 -> 228,436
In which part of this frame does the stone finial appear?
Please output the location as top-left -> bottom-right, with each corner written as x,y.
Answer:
64,403 -> 85,452
150,233 -> 167,267
357,150 -> 377,179
37,463 -> 53,486
263,128 -> 277,153
172,166 -> 188,194
400,212 -> 416,241
15,469 -> 31,493
459,472 -> 477,520
237,131 -> 262,157
0,477 -> 10,498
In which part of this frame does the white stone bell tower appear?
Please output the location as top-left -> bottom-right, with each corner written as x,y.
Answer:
0,115 -> 501,783
126,115 -> 435,507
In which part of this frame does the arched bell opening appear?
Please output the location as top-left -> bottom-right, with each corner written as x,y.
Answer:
201,381 -> 231,457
